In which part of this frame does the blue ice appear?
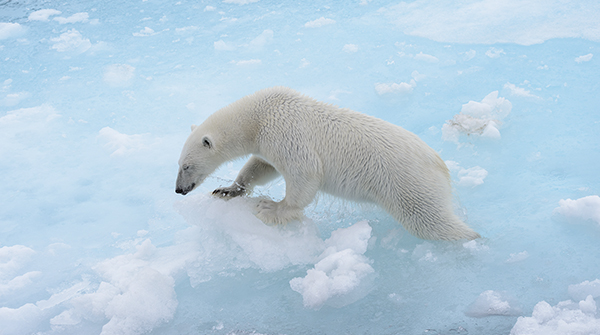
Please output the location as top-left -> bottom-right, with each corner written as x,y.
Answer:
1,1 -> 599,334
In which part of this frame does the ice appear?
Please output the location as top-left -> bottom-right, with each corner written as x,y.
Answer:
1,0 -> 600,334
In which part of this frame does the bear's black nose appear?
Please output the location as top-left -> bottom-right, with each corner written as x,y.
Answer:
175,183 -> 195,195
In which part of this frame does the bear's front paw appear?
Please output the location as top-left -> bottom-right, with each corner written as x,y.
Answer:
212,184 -> 246,198
256,199 -> 303,225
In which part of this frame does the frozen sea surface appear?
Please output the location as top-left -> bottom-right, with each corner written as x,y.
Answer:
1,1 -> 599,334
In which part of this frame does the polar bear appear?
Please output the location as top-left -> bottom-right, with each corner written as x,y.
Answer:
176,87 -> 480,241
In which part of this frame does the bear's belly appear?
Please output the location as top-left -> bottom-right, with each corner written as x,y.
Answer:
320,176 -> 375,203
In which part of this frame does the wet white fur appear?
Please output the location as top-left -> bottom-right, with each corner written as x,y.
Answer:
176,87 -> 480,241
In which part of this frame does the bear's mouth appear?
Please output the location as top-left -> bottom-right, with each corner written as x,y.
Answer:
175,182 -> 196,195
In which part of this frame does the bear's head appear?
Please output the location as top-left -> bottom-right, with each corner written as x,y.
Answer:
175,124 -> 219,195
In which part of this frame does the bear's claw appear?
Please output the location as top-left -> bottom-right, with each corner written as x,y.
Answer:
212,185 -> 246,198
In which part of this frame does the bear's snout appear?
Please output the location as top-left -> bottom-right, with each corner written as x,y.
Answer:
175,183 -> 195,195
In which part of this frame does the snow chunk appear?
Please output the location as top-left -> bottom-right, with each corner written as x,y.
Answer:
54,12 -> 89,24
250,29 -> 273,48
1,91 -> 30,107
465,290 -> 521,317
463,49 -> 476,61
0,22 -> 25,40
50,29 -> 91,53
343,44 -> 358,53
231,59 -> 262,66
445,161 -> 488,188
569,279 -> 600,302
375,80 -> 416,95
0,105 -> 60,141
554,195 -> 600,225
486,47 -> 505,58
504,82 -> 541,99
214,40 -> 236,51
28,9 -> 62,21
223,0 -> 259,4
463,240 -> 489,253
506,251 -> 529,263
98,127 -> 148,156
133,27 -> 156,37
103,64 -> 135,87
457,166 -> 488,188
305,17 -> 336,28
510,297 -> 600,335
575,53 -> 593,63
290,221 -> 374,309
414,51 -> 439,63
442,91 -> 512,143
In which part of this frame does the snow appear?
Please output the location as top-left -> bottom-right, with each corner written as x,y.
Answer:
50,29 -> 92,53
575,53 -> 594,63
289,221 -> 374,309
28,10 -> 62,22
382,0 -> 600,45
442,91 -> 512,143
465,290 -> 521,317
510,296 -> 600,335
554,195 -> 600,225
0,22 -> 25,40
304,17 -> 336,28
1,0 -> 599,334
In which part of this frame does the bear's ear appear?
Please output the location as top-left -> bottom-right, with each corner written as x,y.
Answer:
201,136 -> 212,149
190,124 -> 197,132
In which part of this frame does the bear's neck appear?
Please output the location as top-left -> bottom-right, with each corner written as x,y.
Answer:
210,102 -> 260,160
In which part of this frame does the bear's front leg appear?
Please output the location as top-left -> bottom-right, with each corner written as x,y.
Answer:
212,155 -> 280,199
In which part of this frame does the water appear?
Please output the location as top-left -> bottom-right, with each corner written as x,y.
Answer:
1,1 -> 599,334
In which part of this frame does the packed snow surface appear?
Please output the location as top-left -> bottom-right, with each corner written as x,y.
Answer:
1,1 -> 599,334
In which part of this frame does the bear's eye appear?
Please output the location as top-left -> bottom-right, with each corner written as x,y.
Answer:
183,165 -> 190,171
202,136 -> 212,149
